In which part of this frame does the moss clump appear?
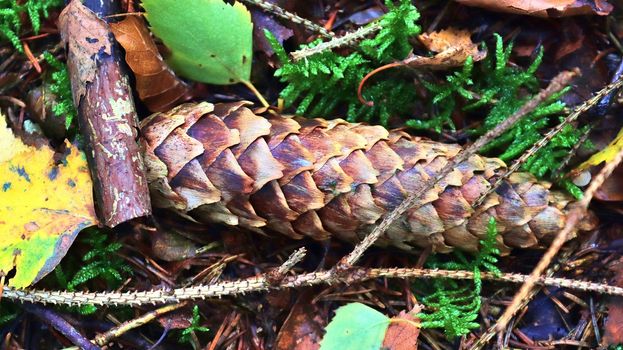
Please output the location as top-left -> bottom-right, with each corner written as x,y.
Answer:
266,0 -> 420,126
0,0 -> 62,51
408,34 -> 587,196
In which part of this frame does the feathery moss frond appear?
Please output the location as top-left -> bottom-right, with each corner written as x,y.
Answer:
43,52 -> 77,129
418,218 -> 500,338
408,34 -> 586,196
52,228 -> 132,314
266,0 -> 420,126
0,0 -> 62,51
178,305 -> 210,345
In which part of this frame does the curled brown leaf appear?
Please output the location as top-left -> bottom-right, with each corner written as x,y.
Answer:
110,16 -> 189,112
358,28 -> 486,105
415,28 -> 487,68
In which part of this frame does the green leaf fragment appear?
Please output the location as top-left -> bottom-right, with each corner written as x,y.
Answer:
320,302 -> 390,350
142,0 -> 253,85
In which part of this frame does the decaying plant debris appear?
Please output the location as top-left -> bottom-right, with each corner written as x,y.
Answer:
2,0 -> 623,349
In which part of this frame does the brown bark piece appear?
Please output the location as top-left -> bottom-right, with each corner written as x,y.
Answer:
59,0 -> 151,227
141,102 -> 596,252
58,1 -> 111,106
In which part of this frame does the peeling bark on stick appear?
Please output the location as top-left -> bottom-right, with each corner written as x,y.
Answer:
59,0 -> 151,227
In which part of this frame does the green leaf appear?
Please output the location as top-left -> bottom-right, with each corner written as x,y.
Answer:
142,0 -> 253,85
320,303 -> 390,350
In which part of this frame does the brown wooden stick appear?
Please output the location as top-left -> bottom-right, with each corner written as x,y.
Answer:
494,144 -> 623,330
59,0 -> 150,227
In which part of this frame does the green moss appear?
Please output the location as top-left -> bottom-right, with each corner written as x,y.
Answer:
0,0 -> 62,51
0,301 -> 20,325
52,228 -> 132,315
418,218 -> 500,338
177,305 -> 210,346
409,34 -> 586,196
43,52 -> 77,130
266,0 -> 420,126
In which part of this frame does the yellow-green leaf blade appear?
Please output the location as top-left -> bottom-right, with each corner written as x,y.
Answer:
0,114 -> 97,288
142,0 -> 253,85
576,126 -> 623,172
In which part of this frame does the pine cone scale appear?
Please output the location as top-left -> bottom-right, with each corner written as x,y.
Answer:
141,102 -> 597,253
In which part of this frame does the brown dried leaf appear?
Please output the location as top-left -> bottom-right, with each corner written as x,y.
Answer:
594,165 -> 623,201
359,27 -> 486,97
58,0 -> 112,105
410,28 -> 487,69
275,289 -> 326,350
603,259 -> 623,345
110,16 -> 189,112
382,309 -> 421,350
149,229 -> 199,262
455,0 -> 612,17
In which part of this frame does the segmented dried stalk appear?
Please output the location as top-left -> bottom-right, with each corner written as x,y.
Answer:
4,268 -> 623,306
141,102 -> 596,253
239,0 -> 333,38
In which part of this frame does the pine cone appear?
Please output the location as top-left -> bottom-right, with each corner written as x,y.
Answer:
140,102 -> 596,253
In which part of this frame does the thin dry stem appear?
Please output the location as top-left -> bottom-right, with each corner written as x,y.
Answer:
552,123 -> 593,178
93,302 -> 187,346
239,0 -> 333,38
275,247 -> 307,276
5,267 -> 623,307
291,23 -> 382,61
468,72 -> 623,350
493,131 -> 623,333
468,248 -> 575,350
474,74 -> 623,207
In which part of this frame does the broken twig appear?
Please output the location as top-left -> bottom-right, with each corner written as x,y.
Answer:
5,267 -> 623,307
59,0 -> 151,227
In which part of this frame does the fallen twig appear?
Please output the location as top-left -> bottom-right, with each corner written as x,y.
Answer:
59,0 -> 151,227
493,141 -> 623,330
552,123 -> 594,179
239,0 -> 333,38
473,73 -> 623,208
93,302 -> 188,346
23,303 -> 100,350
5,267 -> 623,307
468,70 -> 623,350
291,22 -> 382,61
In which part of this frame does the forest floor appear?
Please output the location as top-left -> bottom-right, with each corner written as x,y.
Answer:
2,0 -> 623,349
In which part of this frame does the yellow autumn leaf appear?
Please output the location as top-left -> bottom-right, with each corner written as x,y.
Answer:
0,113 -> 98,288
576,127 -> 623,172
